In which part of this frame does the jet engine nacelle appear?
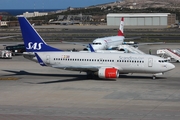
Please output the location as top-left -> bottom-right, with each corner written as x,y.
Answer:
98,68 -> 119,79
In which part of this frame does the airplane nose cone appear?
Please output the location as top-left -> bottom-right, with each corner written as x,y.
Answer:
169,63 -> 175,70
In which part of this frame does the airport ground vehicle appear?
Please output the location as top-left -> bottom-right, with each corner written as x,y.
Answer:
5,44 -> 25,56
0,50 -> 12,59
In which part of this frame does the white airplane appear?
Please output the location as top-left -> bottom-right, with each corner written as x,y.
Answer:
62,17 -> 141,51
18,16 -> 175,79
91,17 -> 125,51
62,17 -> 126,51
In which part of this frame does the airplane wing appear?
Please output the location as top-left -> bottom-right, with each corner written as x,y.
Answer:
136,42 -> 165,45
61,41 -> 88,47
51,64 -> 101,71
51,64 -> 121,72
0,36 -> 16,39
124,36 -> 141,40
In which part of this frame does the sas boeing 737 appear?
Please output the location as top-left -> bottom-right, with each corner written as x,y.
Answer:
18,16 -> 175,79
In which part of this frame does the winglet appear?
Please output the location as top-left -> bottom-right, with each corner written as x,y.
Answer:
89,44 -> 95,52
34,53 -> 46,66
18,16 -> 62,52
118,17 -> 124,36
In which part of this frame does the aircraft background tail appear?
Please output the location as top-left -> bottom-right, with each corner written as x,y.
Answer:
89,44 -> 95,52
118,17 -> 124,36
18,16 -> 62,52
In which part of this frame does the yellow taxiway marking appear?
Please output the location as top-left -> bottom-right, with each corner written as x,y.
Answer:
0,77 -> 20,80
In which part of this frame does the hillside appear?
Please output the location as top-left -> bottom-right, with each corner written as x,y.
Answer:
91,0 -> 180,9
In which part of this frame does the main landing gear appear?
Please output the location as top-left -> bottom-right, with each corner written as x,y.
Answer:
86,71 -> 95,79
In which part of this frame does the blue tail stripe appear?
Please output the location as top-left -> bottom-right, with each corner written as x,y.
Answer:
89,44 -> 95,52
18,16 -> 62,52
34,53 -> 46,66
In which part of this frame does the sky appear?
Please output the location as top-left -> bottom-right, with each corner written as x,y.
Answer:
0,0 -> 116,9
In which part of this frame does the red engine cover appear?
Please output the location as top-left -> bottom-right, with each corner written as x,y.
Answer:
105,68 -> 118,78
98,68 -> 119,78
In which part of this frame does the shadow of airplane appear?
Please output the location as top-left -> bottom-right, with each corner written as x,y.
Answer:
2,70 -> 165,84
2,70 -> 81,77
2,70 -> 117,84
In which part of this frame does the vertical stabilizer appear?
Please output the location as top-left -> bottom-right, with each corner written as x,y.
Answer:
18,16 -> 62,52
118,17 -> 124,36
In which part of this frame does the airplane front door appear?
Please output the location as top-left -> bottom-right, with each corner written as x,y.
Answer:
148,58 -> 153,67
46,55 -> 50,64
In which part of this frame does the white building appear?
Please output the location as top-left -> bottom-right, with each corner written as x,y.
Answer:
22,12 -> 48,18
0,21 -> 8,27
107,13 -> 176,28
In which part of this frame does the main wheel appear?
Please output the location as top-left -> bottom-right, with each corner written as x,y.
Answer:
86,71 -> 94,79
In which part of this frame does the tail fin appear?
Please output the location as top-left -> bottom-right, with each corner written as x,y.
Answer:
89,44 -> 95,52
18,16 -> 62,52
118,17 -> 124,36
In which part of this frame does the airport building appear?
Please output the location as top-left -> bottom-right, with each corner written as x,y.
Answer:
21,12 -> 48,18
107,13 -> 176,28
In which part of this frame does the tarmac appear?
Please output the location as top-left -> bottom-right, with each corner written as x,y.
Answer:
0,43 -> 180,120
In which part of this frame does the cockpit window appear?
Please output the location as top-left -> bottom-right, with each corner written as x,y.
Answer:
92,43 -> 102,45
158,60 -> 168,63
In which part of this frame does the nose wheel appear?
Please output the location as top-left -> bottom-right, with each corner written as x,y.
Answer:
152,75 -> 156,80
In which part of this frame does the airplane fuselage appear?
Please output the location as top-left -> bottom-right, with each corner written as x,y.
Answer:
92,36 -> 124,50
37,52 -> 174,74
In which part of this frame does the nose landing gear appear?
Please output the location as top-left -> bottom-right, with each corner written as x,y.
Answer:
152,76 -> 156,80
152,73 -> 163,80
